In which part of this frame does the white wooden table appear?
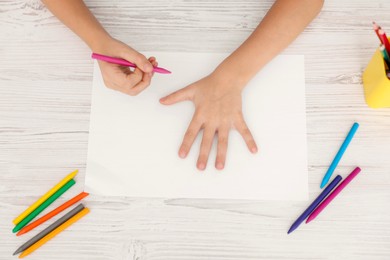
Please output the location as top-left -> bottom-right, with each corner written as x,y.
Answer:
1,0 -> 390,259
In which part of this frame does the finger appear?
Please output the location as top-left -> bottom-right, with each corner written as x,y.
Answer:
197,127 -> 216,171
152,62 -> 158,76
216,128 -> 229,170
148,57 -> 158,68
98,61 -> 119,90
128,70 -> 153,95
146,57 -> 158,76
179,116 -> 202,158
122,51 -> 153,73
121,68 -> 143,95
235,117 -> 258,153
159,86 -> 193,105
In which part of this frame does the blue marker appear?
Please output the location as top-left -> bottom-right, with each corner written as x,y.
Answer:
320,122 -> 359,188
288,175 -> 342,234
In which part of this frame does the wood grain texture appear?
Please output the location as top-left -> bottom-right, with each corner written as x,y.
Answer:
1,0 -> 390,259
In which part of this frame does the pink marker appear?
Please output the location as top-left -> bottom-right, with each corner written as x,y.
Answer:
306,167 -> 361,223
91,53 -> 171,74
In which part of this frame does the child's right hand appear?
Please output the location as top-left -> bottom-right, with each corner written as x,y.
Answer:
95,38 -> 158,96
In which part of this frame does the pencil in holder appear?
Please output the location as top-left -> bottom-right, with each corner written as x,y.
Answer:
362,44 -> 390,108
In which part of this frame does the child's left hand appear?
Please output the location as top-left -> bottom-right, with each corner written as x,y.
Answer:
160,69 -> 258,171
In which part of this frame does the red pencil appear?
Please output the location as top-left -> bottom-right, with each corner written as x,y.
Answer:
372,21 -> 381,40
379,29 -> 390,54
16,191 -> 89,236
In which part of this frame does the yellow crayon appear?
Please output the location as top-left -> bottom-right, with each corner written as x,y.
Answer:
13,170 -> 78,225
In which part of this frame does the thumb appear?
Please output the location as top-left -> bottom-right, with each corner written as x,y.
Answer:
160,87 -> 193,105
122,49 -> 153,73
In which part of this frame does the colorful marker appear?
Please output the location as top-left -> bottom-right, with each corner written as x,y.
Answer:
17,192 -> 89,236
288,175 -> 342,234
19,206 -> 90,258
320,122 -> 359,188
307,167 -> 361,223
13,179 -> 75,233
13,170 -> 78,225
380,44 -> 390,68
379,29 -> 390,54
13,204 -> 85,256
92,53 -> 171,74
373,21 -> 381,41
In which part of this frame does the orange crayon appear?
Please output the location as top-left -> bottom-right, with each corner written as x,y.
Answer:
19,207 -> 90,258
17,192 -> 89,236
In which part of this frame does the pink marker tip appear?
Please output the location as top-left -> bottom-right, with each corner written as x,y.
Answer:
306,216 -> 314,224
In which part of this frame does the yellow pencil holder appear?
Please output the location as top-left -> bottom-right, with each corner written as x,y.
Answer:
362,45 -> 390,108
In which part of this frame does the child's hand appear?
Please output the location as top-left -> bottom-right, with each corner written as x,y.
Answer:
96,38 -> 158,96
159,70 -> 258,170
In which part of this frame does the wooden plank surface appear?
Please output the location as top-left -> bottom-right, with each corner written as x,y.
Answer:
0,0 -> 389,259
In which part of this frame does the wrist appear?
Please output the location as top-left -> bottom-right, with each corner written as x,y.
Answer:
212,61 -> 250,91
88,33 -> 115,54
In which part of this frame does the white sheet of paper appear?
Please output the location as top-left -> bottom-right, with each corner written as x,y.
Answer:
85,52 -> 308,200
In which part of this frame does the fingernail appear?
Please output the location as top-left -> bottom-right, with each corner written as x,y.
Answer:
197,163 -> 205,170
179,150 -> 186,158
216,162 -> 224,170
251,147 -> 258,153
